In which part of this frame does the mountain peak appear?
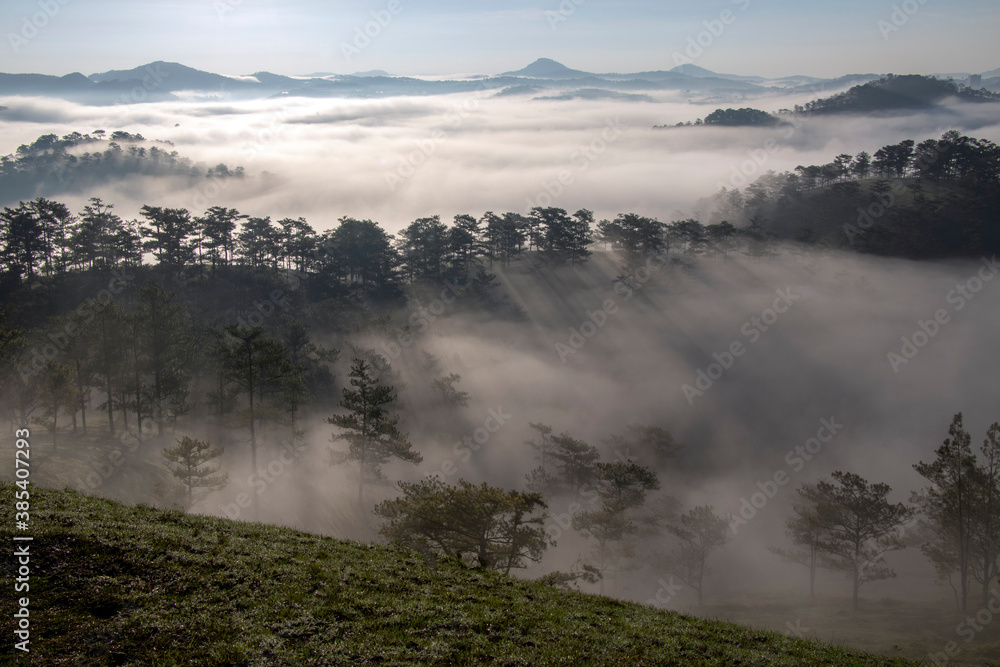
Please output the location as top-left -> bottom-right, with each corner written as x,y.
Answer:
670,63 -> 718,77
502,58 -> 592,79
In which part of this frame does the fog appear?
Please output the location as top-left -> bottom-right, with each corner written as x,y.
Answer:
6,86 -> 1000,657
3,88 -> 1000,231
184,245 -> 1000,630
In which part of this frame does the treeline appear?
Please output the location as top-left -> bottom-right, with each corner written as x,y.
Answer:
0,131 -> 244,204
0,194 -> 777,302
657,107 -> 782,128
703,130 -> 1000,257
784,74 -> 1000,114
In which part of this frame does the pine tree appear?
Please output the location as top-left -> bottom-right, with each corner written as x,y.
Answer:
134,282 -> 194,435
375,478 -> 549,574
161,436 -> 228,509
573,461 -> 660,593
139,205 -> 197,271
662,505 -> 730,606
768,488 -> 831,600
31,360 -> 78,449
327,358 -> 421,506
214,326 -> 306,482
803,471 -> 913,610
913,413 -> 977,612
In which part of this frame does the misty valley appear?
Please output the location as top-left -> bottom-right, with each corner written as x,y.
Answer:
2,57 -> 1000,666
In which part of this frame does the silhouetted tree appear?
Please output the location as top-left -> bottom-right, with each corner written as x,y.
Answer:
375,478 -> 549,574
802,471 -> 913,610
574,461 -> 660,593
140,205 -> 197,271
161,436 -> 228,509
327,358 -> 421,506
661,505 -> 730,605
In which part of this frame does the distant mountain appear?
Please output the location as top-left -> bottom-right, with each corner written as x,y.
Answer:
980,67 -> 1000,79
3,60 -> 986,108
669,64 -> 764,83
248,71 -> 300,88
0,71 -> 178,104
89,61 -> 261,92
503,58 -> 593,79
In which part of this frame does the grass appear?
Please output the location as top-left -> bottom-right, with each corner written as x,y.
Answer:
0,484 -> 922,666
703,594 -> 1000,666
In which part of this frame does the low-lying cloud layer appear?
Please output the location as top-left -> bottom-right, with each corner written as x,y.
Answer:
2,89 -> 999,232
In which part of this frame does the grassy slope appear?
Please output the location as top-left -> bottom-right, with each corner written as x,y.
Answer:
1,485 -> 919,666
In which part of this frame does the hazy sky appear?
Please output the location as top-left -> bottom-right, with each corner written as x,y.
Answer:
1,0 -> 997,78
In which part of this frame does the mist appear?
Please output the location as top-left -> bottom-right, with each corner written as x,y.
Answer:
3,87 -> 1000,231
5,80 -> 1000,661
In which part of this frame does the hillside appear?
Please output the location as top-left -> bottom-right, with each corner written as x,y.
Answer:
0,130 -> 245,206
0,484 -> 918,665
793,73 -> 1000,114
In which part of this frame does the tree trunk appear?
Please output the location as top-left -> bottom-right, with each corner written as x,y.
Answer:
120,387 -> 128,434
852,568 -> 860,610
809,545 -> 816,601
106,375 -> 115,437
358,449 -> 366,508
74,359 -> 86,435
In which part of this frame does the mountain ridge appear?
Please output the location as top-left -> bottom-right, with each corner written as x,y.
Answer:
0,59 -> 993,105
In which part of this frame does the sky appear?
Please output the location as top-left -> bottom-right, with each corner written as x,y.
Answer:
0,0 -> 998,78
